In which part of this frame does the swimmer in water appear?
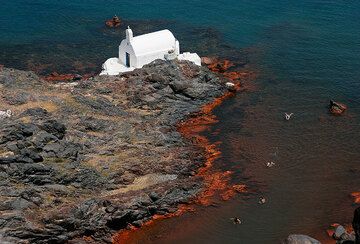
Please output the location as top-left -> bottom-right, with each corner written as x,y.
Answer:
285,113 -> 294,120
266,161 -> 275,167
231,217 -> 242,224
259,197 -> 266,204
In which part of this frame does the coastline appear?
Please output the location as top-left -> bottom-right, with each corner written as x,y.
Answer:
112,59 -> 253,243
0,59 -> 250,243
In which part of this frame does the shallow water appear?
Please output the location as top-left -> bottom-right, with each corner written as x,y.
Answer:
1,1 -> 360,243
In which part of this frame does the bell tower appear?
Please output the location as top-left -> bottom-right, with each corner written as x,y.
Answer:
126,26 -> 133,44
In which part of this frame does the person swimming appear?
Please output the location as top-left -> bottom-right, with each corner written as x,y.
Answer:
266,161 -> 275,167
231,217 -> 242,224
259,197 -> 266,204
285,113 -> 293,120
113,15 -> 119,21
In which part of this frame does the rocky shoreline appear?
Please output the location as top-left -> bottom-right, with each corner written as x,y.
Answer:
0,59 -> 240,243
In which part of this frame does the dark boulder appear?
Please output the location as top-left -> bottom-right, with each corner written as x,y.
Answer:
80,117 -> 110,132
149,192 -> 160,202
41,120 -> 66,140
19,148 -> 43,162
106,210 -> 131,230
19,163 -> 54,185
0,156 -> 17,164
32,130 -> 58,148
1,123 -> 38,143
22,163 -> 52,175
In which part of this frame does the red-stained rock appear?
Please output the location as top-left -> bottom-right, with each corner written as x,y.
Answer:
201,57 -> 260,94
202,57 -> 235,73
0,64 -> 4,71
326,223 -> 340,237
329,100 -> 347,115
105,16 -> 121,28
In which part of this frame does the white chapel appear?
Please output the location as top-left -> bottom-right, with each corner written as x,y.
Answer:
100,27 -> 201,75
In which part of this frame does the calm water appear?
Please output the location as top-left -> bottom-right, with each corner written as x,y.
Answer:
1,1 -> 360,243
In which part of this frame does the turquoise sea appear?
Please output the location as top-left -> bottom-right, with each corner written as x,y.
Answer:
1,1 -> 360,243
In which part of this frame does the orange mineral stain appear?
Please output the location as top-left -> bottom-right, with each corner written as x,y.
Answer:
220,184 -> 248,201
112,204 -> 195,243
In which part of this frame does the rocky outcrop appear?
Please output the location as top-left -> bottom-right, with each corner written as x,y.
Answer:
201,56 -> 252,89
0,60 -> 231,243
327,223 -> 356,243
329,100 -> 347,115
105,16 -> 121,28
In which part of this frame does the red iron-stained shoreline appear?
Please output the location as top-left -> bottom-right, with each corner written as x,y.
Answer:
112,58 -> 256,244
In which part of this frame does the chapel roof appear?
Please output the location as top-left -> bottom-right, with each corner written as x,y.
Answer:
130,29 -> 176,56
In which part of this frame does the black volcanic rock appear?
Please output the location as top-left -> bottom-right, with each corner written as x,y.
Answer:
0,60 -> 230,243
41,120 -> 66,140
